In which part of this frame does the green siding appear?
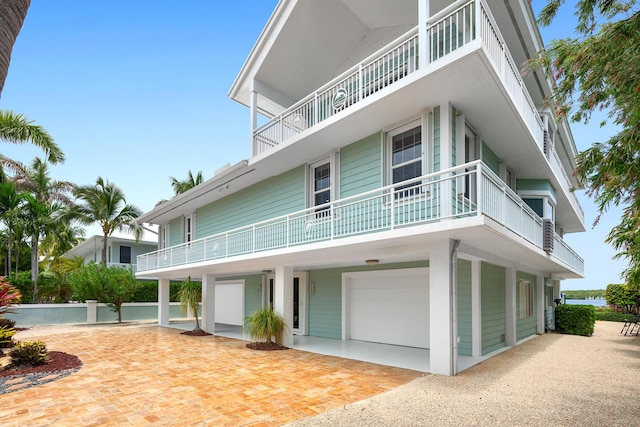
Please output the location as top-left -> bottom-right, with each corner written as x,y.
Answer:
340,132 -> 382,198
481,262 -> 506,355
308,261 -> 429,339
516,271 -> 537,341
457,259 -> 472,356
169,218 -> 182,246
195,166 -> 306,239
433,106 -> 440,172
482,141 -> 500,175
516,179 -> 557,198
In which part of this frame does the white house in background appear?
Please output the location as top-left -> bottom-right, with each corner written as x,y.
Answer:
65,235 -> 157,270
135,0 -> 584,375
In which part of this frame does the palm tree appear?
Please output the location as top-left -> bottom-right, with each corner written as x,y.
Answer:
0,0 -> 31,94
177,276 -> 203,332
11,158 -> 75,297
169,170 -> 203,195
0,111 -> 64,171
40,219 -> 85,270
72,177 -> 142,264
0,181 -> 26,278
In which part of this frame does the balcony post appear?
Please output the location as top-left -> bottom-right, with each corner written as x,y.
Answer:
474,0 -> 481,40
274,265 -> 294,348
250,89 -> 258,156
476,163 -> 482,216
314,92 -> 319,126
440,103 -> 454,218
158,278 -> 170,327
358,64 -> 363,102
536,275 -> 545,334
505,267 -> 517,346
201,274 -> 216,334
419,0 -> 429,68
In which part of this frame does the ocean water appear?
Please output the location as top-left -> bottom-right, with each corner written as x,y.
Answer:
565,299 -> 607,307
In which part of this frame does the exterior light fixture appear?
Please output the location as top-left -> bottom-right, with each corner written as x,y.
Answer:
365,259 -> 379,265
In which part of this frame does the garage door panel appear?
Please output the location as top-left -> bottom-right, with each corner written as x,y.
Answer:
215,283 -> 244,326
349,269 -> 429,349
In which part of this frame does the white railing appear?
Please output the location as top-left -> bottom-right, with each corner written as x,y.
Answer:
253,28 -> 419,155
137,161 -> 583,275
427,0 -> 475,62
477,0 -> 545,149
553,233 -> 584,273
107,262 -> 137,270
549,146 -> 585,221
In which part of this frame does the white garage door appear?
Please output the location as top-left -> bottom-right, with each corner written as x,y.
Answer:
215,282 -> 244,326
348,268 -> 429,348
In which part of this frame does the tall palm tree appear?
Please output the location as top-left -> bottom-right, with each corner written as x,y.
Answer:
0,111 -> 64,172
0,0 -> 31,94
0,181 -> 26,277
169,170 -> 203,195
11,158 -> 74,297
72,177 -> 142,264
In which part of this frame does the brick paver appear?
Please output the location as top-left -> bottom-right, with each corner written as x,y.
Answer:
0,325 -> 421,426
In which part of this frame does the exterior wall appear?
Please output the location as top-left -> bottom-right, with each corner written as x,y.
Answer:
482,141 -> 500,175
516,179 -> 556,198
339,132 -> 382,198
194,166 -> 306,239
457,259 -> 472,356
169,217 -> 182,246
308,261 -> 429,339
516,271 -> 538,340
243,275 -> 262,317
481,262 -> 506,355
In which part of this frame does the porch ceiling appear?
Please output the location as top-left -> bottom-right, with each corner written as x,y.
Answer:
137,216 -> 582,282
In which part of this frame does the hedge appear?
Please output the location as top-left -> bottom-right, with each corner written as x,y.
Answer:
555,304 -> 595,336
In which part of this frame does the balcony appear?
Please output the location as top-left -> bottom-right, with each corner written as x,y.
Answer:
253,0 -> 544,158
137,161 -> 583,277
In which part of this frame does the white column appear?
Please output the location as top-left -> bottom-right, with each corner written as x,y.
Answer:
158,278 -> 170,327
201,274 -> 216,334
505,268 -> 517,346
471,260 -> 482,357
429,239 -> 455,376
536,275 -> 545,334
418,0 -> 430,69
440,103 -> 453,218
250,89 -> 258,157
86,300 -> 97,324
274,265 -> 294,348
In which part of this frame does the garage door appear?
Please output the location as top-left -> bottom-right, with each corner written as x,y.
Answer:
215,282 -> 244,326
347,268 -> 429,348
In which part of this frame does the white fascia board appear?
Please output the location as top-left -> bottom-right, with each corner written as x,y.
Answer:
137,160 -> 251,225
228,0 -> 296,105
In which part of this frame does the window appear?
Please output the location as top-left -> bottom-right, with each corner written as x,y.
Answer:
390,125 -> 423,197
161,224 -> 168,249
184,214 -> 195,243
120,246 -> 132,264
519,280 -> 533,319
309,157 -> 334,218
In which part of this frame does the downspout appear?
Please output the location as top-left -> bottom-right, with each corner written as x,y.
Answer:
450,239 -> 461,375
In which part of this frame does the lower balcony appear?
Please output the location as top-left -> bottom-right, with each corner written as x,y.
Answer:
137,161 -> 583,278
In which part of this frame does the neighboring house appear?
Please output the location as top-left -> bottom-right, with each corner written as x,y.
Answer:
136,0 -> 585,375
65,235 -> 157,271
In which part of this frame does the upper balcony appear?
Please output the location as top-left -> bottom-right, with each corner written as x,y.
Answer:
234,0 -> 583,231
137,161 -> 583,280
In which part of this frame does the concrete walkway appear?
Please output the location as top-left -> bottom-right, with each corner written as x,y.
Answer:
288,321 -> 640,426
0,324 -> 420,426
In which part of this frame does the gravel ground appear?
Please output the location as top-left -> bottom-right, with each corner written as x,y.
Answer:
287,321 -> 640,427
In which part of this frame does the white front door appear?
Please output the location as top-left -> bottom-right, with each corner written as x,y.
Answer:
265,273 -> 307,335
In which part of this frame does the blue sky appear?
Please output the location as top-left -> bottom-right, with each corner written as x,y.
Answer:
0,1 -> 627,290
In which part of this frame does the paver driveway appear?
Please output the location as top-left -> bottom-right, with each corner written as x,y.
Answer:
1,324 -> 421,426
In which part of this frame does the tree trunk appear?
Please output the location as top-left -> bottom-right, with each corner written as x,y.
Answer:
31,232 -> 38,301
6,232 -> 12,278
0,0 -> 31,94
102,233 -> 108,264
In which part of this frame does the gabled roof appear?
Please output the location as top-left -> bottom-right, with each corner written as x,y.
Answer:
64,235 -> 158,259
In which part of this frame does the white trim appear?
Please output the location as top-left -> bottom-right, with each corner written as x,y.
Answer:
471,260 -> 482,357
264,272 -> 307,335
385,119 -> 425,189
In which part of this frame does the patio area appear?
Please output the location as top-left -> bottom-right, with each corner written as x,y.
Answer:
1,323 -> 421,426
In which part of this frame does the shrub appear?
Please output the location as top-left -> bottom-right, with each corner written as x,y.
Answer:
0,318 -> 16,329
130,281 -> 158,302
595,307 -> 638,322
245,306 -> 286,345
0,277 -> 21,316
0,325 -> 16,348
555,304 -> 596,336
10,340 -> 48,366
606,284 -> 640,314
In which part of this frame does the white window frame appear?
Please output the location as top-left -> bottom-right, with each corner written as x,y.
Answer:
307,153 -> 337,221
385,120 -> 429,201
160,224 -> 168,249
519,280 -> 534,319
184,213 -> 195,243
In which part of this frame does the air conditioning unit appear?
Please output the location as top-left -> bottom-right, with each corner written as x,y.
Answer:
543,130 -> 551,159
543,219 -> 554,253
